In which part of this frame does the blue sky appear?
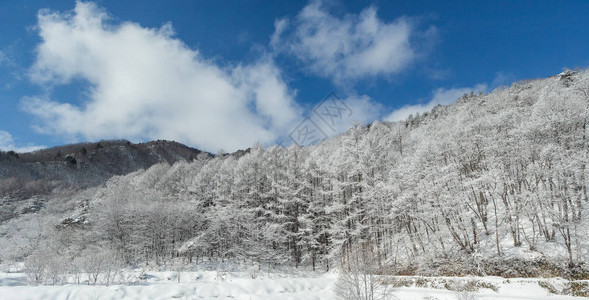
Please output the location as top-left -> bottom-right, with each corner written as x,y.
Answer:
0,0 -> 588,152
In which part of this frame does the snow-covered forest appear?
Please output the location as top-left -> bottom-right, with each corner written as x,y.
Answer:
0,70 -> 588,296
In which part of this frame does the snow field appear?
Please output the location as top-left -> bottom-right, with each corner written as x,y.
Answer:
1,266 -> 588,300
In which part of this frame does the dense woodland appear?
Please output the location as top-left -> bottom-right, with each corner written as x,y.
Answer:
0,70 -> 588,284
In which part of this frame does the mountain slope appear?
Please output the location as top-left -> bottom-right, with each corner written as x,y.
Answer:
1,69 -> 588,281
0,139 -> 211,199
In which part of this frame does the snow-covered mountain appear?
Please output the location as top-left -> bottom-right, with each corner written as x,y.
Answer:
1,70 -> 588,282
0,139 -> 210,198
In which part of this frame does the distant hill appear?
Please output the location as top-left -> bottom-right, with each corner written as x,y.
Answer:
0,139 -> 211,199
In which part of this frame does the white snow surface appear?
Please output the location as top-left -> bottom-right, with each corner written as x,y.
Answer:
0,264 -> 587,299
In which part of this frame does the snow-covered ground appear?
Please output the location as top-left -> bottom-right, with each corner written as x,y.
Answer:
0,265 -> 587,299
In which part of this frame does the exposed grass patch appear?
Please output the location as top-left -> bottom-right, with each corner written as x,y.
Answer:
565,281 -> 589,297
538,281 -> 558,294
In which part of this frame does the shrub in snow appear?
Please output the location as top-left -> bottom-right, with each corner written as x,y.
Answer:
77,246 -> 122,285
24,250 -> 46,285
44,254 -> 69,285
246,262 -> 261,279
334,243 -> 394,300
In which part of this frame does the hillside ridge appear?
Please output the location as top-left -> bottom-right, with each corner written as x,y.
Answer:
0,139 -> 212,199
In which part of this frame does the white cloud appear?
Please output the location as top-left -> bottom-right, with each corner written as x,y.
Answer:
491,71 -> 514,88
271,0 -> 435,83
385,84 -> 487,122
0,49 -> 14,67
0,130 -> 44,153
285,94 -> 382,146
24,2 -> 301,152
334,95 -> 382,132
